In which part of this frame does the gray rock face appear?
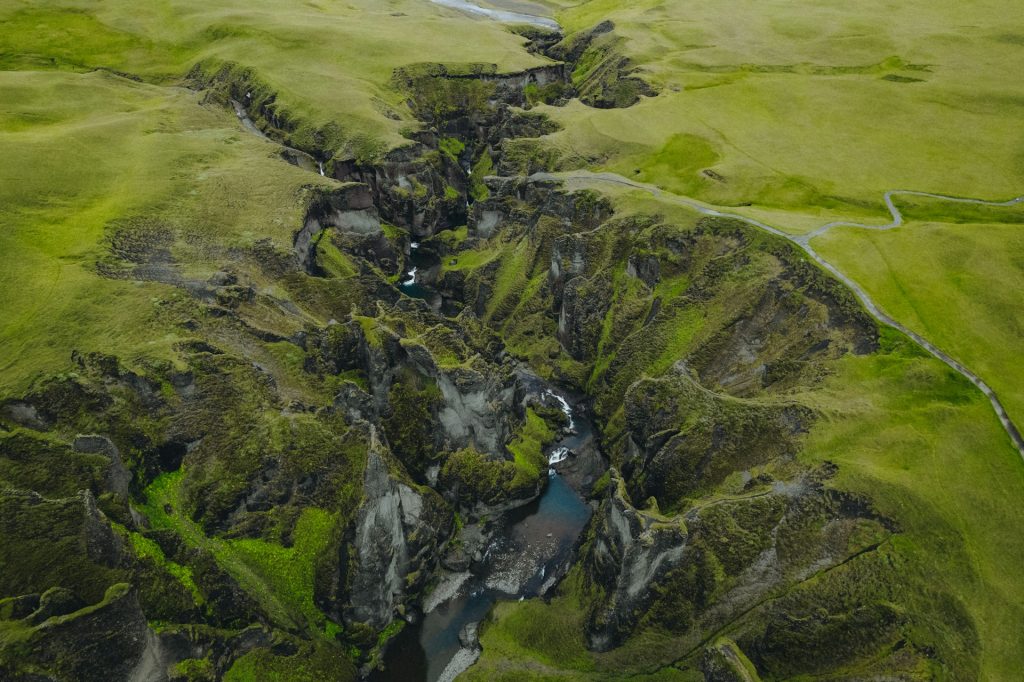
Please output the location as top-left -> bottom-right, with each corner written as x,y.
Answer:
458,621 -> 479,648
345,444 -> 409,628
582,471 -> 687,650
556,273 -> 612,362
355,318 -> 518,460
81,489 -> 127,568
74,434 -> 131,497
435,367 -> 515,455
474,210 -> 502,239
343,429 -> 451,629
333,382 -> 378,423
625,253 -> 660,288
294,184 -> 380,270
0,401 -> 49,430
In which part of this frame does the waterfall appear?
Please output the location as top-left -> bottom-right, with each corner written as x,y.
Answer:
543,390 -> 575,431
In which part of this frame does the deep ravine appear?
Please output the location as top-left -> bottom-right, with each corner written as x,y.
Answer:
217,29 -> 1002,679
372,390 -> 595,682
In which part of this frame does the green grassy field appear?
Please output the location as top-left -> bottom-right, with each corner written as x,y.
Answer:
813,199 -> 1024,427
798,330 -> 1024,681
0,68 -> 330,395
542,0 -> 1024,216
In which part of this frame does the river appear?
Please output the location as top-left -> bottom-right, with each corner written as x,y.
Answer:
371,391 -> 594,681
428,0 -> 561,31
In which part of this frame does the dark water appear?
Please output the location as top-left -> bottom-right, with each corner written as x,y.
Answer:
398,245 -> 442,307
372,410 -> 593,682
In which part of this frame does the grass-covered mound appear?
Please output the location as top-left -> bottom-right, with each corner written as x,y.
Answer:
0,69 -> 334,396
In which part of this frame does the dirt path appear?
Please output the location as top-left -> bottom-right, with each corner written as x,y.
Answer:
532,170 -> 1024,460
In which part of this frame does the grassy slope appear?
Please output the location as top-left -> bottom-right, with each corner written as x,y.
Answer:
544,0 -> 1024,215
0,69 -> 330,396
813,205 -> 1024,428
0,0 -> 550,154
798,331 -> 1024,681
141,470 -> 339,637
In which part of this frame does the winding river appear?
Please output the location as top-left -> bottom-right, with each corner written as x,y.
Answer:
372,392 -> 594,682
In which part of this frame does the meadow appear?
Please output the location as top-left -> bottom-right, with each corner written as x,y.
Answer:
541,0 -> 1024,216
813,199 -> 1024,426
0,69 -> 329,395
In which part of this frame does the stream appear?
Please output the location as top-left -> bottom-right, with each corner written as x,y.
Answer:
428,0 -> 561,31
371,392 -> 594,682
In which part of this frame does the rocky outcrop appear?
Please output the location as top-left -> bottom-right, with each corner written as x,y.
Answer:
310,308 -> 537,466
339,428 -> 451,630
0,489 -> 126,602
433,364 -> 516,456
393,62 -> 569,112
471,177 -> 612,240
73,434 -> 132,497
334,145 -> 467,238
575,457 -> 908,675
581,471 -> 687,650
0,583 -> 149,681
557,271 -> 613,362
295,184 -> 380,272
620,367 -> 810,508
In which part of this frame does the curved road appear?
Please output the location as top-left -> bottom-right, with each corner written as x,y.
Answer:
531,170 -> 1024,459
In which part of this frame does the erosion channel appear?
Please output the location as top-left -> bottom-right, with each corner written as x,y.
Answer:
216,28 -> 635,679
208,27 -> 940,678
